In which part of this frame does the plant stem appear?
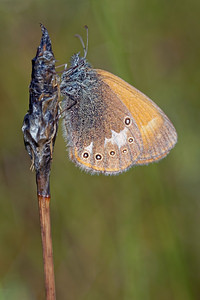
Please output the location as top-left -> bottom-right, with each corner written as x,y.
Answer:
37,171 -> 56,300
36,170 -> 56,300
38,194 -> 56,300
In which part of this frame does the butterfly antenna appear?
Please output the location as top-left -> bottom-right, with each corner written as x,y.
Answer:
84,25 -> 89,58
74,25 -> 89,58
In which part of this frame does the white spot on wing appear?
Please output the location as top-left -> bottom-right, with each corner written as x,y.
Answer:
105,127 -> 128,149
85,141 -> 93,154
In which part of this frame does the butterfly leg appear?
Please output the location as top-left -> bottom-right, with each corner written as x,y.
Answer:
66,97 -> 77,110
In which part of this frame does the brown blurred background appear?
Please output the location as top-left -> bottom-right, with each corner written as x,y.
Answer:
0,0 -> 199,299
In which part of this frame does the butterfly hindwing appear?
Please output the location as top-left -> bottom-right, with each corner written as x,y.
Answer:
62,72 -> 142,174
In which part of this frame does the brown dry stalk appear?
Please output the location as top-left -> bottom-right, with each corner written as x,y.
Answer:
38,195 -> 56,300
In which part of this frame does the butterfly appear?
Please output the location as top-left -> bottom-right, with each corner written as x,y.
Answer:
60,27 -> 177,175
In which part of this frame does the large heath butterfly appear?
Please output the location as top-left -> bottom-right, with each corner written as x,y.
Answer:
60,27 -> 177,175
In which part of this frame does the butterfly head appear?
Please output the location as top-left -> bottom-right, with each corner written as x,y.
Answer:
60,27 -> 97,96
69,52 -> 82,67
60,52 -> 93,95
68,52 -> 91,70
61,25 -> 91,83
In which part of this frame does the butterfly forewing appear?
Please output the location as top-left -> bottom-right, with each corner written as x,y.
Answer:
96,69 -> 177,165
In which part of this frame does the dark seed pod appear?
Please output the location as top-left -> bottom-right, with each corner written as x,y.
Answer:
22,24 -> 59,195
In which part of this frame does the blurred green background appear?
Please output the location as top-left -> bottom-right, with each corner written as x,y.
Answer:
0,0 -> 199,299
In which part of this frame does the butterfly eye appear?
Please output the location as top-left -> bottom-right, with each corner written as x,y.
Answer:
83,152 -> 89,158
122,149 -> 128,153
110,150 -> 115,156
124,117 -> 131,125
95,154 -> 102,160
128,137 -> 134,143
